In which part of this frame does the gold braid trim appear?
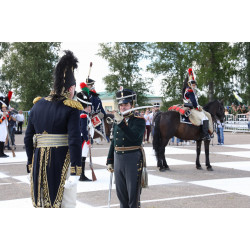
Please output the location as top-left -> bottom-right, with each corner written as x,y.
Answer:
30,153 -> 36,207
42,147 -> 52,208
33,96 -> 42,104
53,150 -> 71,208
63,99 -> 83,111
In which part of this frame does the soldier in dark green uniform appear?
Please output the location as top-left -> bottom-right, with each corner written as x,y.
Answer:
106,88 -> 146,208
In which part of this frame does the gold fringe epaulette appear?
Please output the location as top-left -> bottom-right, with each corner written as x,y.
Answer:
33,96 -> 42,104
63,99 -> 83,111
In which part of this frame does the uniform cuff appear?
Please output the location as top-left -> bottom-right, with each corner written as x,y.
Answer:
26,164 -> 32,173
70,165 -> 82,176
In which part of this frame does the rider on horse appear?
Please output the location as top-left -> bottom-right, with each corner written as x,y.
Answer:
183,68 -> 211,140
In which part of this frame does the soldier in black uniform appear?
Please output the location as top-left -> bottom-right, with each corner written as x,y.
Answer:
24,50 -> 83,208
76,91 -> 92,181
86,77 -> 106,143
106,88 -> 146,208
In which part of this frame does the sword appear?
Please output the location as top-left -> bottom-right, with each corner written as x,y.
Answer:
121,105 -> 154,115
108,172 -> 113,208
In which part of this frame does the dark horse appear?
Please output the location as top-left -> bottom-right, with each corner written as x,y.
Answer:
93,113 -> 114,142
153,100 -> 225,172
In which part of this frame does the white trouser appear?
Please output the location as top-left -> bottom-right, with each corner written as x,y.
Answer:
61,166 -> 77,208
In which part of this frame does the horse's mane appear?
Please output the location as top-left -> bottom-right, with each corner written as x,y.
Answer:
203,100 -> 218,112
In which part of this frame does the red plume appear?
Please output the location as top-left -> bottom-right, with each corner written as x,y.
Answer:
7,91 -> 13,101
80,82 -> 87,89
188,68 -> 195,80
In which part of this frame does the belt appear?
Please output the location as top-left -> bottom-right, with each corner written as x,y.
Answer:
115,146 -> 141,152
34,134 -> 68,148
115,146 -> 146,167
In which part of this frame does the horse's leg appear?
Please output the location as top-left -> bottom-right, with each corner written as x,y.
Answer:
158,138 -> 170,172
196,140 -> 203,170
204,139 -> 213,171
162,138 -> 170,170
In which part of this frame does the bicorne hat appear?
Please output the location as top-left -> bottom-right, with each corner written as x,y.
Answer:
0,91 -> 12,109
53,50 -> 78,95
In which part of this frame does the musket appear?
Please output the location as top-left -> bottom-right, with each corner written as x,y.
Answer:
88,118 -> 97,181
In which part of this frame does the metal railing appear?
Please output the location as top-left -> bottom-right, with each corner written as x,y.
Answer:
224,114 -> 250,133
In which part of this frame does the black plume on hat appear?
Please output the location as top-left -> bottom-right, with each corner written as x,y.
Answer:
53,50 -> 78,95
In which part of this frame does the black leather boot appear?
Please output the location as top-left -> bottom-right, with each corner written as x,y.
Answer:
0,142 -> 9,157
79,157 -> 92,181
201,120 -> 211,140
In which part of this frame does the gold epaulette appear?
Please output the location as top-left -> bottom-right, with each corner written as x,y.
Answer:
33,96 -> 42,104
63,99 -> 83,111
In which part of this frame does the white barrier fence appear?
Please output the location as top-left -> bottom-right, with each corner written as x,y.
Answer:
224,114 -> 250,133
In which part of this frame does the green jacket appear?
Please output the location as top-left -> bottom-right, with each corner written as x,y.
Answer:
107,114 -> 146,165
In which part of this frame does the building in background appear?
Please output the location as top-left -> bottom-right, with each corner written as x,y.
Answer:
99,91 -> 162,111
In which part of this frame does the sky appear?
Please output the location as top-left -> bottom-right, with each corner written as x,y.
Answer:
60,42 -> 162,96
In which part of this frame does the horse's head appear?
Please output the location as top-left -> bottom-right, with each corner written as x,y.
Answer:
215,99 -> 225,122
203,99 -> 225,122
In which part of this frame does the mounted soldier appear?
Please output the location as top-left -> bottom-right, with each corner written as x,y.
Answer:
182,68 -> 211,140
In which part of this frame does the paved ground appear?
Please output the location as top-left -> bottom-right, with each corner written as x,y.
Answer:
1,131 -> 250,208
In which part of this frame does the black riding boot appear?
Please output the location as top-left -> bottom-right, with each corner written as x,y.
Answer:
201,120 -> 211,140
0,141 -> 9,157
79,157 -> 92,181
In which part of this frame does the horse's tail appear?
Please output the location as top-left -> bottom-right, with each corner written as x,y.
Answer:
153,112 -> 162,155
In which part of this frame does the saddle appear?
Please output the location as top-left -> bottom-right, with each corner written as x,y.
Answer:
168,104 -> 213,134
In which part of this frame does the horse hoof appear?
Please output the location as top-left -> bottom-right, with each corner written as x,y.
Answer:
207,166 -> 214,171
164,166 -> 170,170
196,165 -> 203,170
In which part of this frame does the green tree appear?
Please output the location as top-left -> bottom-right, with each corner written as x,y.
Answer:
234,42 -> 250,105
1,42 -> 61,110
147,42 -> 197,106
97,42 -> 151,105
194,42 -> 237,103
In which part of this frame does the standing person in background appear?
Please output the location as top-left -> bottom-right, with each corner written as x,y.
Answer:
77,90 -> 92,182
246,106 -> 250,130
24,50 -> 82,208
0,104 -> 9,158
144,109 -> 152,143
151,103 -> 161,138
16,110 -> 25,134
7,108 -> 17,150
216,120 -> 225,145
86,77 -> 106,145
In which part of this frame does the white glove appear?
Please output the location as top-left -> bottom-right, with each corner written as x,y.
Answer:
107,164 -> 114,173
64,176 -> 79,189
197,106 -> 203,111
114,111 -> 123,124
